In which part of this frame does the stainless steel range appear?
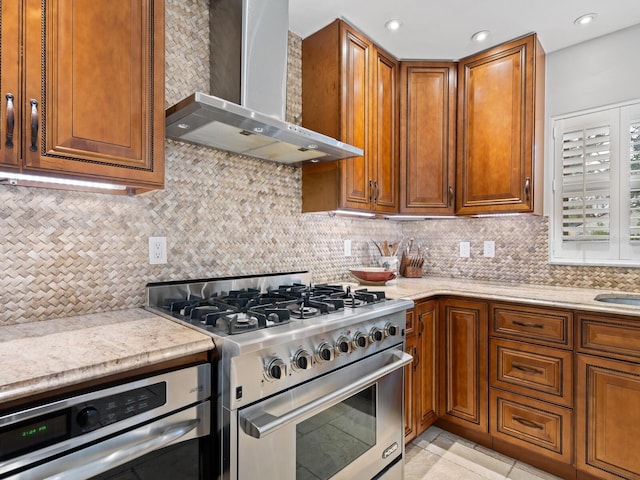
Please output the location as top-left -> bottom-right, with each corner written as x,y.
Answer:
145,271 -> 413,480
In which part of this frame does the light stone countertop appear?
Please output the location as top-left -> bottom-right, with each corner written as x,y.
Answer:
0,308 -> 214,405
345,276 -> 640,317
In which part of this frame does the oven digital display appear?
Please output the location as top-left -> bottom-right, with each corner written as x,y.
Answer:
0,411 -> 69,461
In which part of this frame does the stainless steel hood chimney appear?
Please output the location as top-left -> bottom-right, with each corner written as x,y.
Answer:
165,0 -> 363,165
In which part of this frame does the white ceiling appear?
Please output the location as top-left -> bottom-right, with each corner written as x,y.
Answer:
288,0 -> 640,60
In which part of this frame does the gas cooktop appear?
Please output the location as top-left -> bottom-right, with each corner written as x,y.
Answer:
146,271 -> 391,337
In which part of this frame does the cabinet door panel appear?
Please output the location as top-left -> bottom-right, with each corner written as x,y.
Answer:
371,49 -> 398,212
440,298 -> 488,433
577,355 -> 640,479
404,309 -> 418,443
416,300 -> 438,431
400,63 -> 456,214
457,34 -> 543,215
341,28 -> 370,208
0,1 -> 20,167
23,0 -> 164,188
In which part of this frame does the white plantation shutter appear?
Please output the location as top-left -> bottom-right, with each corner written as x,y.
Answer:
561,125 -> 611,241
551,101 -> 640,266
551,108 -> 620,264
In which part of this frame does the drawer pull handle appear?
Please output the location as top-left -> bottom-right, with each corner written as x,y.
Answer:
513,416 -> 544,430
369,179 -> 373,203
29,99 -> 38,152
512,320 -> 544,329
512,363 -> 544,375
5,93 -> 14,147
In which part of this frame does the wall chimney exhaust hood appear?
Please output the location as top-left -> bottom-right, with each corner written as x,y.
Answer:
165,0 -> 363,165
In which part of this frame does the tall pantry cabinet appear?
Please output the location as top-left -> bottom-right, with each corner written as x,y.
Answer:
301,19 -> 399,214
0,0 -> 164,193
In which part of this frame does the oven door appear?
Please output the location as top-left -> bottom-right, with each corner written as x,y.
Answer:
5,402 -> 211,480
236,346 -> 412,480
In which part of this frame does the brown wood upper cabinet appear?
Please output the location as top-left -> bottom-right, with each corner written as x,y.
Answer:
0,0 -> 165,194
301,20 -> 399,214
456,33 -> 545,214
399,62 -> 457,214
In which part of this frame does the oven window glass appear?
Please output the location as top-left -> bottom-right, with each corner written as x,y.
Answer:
90,438 -> 209,480
296,385 -> 376,479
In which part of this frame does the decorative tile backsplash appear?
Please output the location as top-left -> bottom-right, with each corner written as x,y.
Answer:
1,0 -> 639,325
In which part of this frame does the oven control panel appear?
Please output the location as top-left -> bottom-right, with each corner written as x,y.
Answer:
71,382 -> 166,434
227,310 -> 407,408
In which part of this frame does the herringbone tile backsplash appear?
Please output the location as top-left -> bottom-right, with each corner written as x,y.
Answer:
1,0 -> 639,325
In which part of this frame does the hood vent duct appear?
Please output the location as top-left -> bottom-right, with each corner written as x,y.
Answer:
165,0 -> 363,165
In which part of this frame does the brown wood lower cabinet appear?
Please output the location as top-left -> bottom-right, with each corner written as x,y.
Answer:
437,297 -> 489,443
490,389 -> 573,465
577,354 -> 640,480
404,300 -> 438,443
403,296 -> 640,480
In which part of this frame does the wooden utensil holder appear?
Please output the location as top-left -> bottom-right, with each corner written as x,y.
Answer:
400,252 -> 423,278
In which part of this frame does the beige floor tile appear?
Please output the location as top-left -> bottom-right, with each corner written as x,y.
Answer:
405,427 -> 562,480
425,433 -> 514,480
507,461 -> 564,480
405,447 -> 494,480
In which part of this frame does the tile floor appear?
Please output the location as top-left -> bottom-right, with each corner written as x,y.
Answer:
405,427 -> 563,480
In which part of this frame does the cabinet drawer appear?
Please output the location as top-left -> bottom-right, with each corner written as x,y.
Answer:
490,389 -> 573,464
578,313 -> 640,362
491,304 -> 572,348
490,339 -> 572,407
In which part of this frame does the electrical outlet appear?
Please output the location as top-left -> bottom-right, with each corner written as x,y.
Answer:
344,239 -> 352,257
149,236 -> 167,264
484,240 -> 495,258
459,241 -> 471,258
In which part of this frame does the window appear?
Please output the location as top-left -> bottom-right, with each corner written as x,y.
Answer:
550,101 -> 640,266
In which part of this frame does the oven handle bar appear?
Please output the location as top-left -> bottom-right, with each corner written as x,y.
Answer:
5,402 -> 208,480
240,350 -> 412,439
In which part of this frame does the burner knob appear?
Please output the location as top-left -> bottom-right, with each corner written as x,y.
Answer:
335,336 -> 352,355
292,349 -> 313,371
265,358 -> 286,380
385,322 -> 400,337
370,327 -> 384,343
352,331 -> 369,349
316,342 -> 335,362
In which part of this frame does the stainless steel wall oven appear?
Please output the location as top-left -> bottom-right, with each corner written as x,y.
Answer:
0,364 -> 212,480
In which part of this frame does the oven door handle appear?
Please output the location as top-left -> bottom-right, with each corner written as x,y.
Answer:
240,350 -> 412,439
5,403 -> 208,480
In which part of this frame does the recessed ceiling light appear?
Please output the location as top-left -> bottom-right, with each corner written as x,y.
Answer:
471,30 -> 490,42
574,13 -> 597,26
385,19 -> 402,31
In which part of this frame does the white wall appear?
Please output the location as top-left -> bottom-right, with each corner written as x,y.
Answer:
546,23 -> 640,118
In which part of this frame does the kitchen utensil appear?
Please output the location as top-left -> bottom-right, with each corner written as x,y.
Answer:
349,268 -> 396,285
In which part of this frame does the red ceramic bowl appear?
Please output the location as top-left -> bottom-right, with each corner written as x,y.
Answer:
349,268 -> 396,285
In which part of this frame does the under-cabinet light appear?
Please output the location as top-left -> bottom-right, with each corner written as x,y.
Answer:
334,210 -> 376,218
385,215 -> 458,220
0,172 -> 128,191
